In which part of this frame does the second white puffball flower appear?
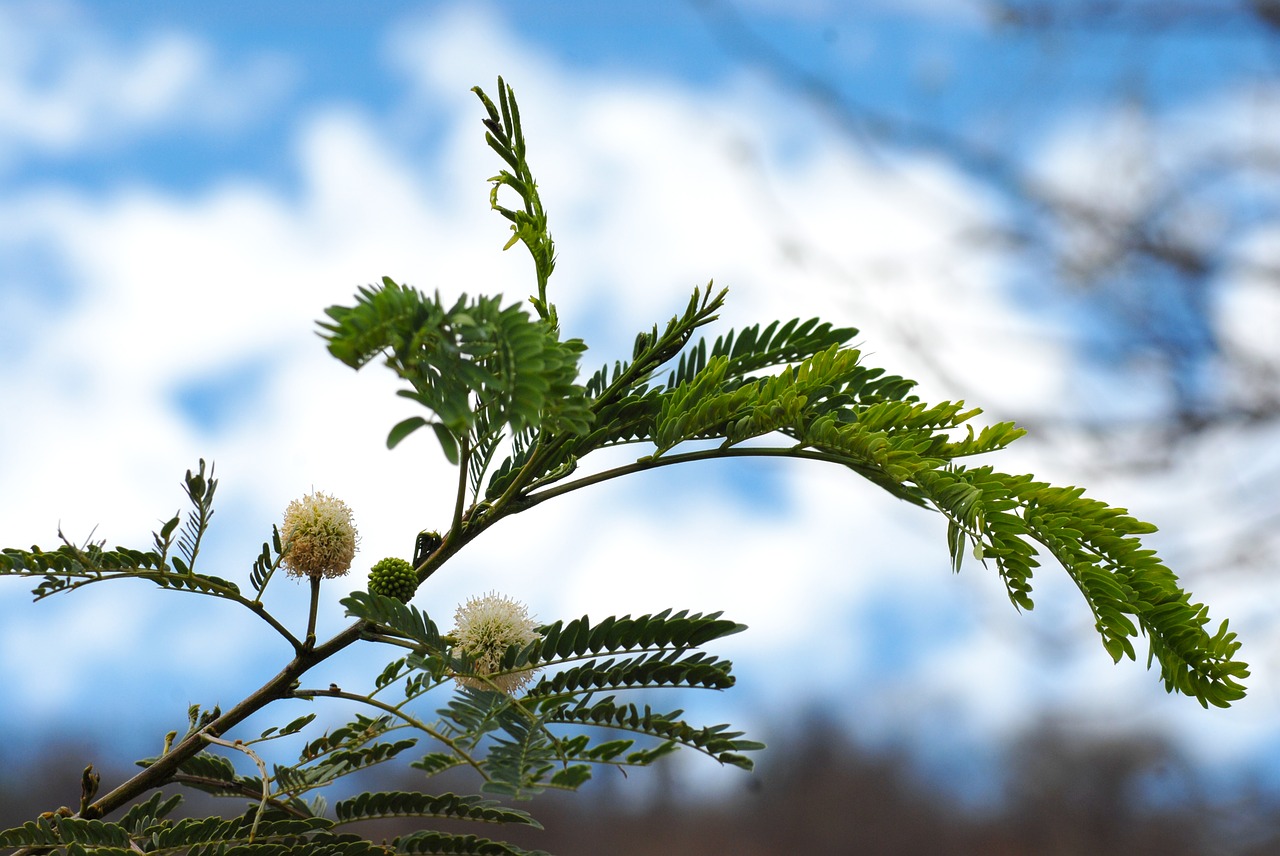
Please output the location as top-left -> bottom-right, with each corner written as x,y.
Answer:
280,491 -> 359,579
450,592 -> 541,694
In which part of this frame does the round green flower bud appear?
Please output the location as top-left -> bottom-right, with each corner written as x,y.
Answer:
368,557 -> 418,603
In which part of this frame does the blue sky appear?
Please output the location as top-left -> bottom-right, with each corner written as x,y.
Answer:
2,0 -> 1279,805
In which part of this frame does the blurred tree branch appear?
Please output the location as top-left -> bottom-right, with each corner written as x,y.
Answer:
688,0 -> 1280,578
691,1 -> 1280,441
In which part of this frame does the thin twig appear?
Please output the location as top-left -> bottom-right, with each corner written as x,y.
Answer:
293,685 -> 490,782
304,576 -> 321,651
451,434 -> 471,540
200,731 -> 270,841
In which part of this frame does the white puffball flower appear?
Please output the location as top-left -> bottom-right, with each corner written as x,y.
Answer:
280,491 -> 359,580
450,592 -> 541,695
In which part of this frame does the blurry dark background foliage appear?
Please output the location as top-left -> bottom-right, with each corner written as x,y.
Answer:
6,716 -> 1280,855
694,0 -> 1280,459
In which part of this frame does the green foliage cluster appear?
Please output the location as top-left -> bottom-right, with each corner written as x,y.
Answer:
0,77 -> 1247,855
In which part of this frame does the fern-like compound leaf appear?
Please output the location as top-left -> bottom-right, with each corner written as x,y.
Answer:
394,830 -> 552,856
118,791 -> 184,835
320,281 -> 591,466
544,696 -> 763,770
665,315 -> 858,388
334,792 -> 540,828
274,714 -> 419,799
532,610 -> 746,663
0,464 -> 246,605
174,458 -> 217,574
919,466 -> 1248,708
341,591 -> 444,649
526,650 -> 735,697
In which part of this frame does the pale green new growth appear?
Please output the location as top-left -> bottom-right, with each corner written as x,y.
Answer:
0,76 -> 1247,856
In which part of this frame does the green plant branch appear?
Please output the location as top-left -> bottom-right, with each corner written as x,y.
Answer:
244,600 -> 304,652
17,533 -> 303,651
595,286 -> 727,410
304,576 -> 322,651
168,773 -> 312,819
0,75 -> 1250,856
249,548 -> 287,608
519,443 -> 883,509
452,434 -> 471,543
465,672 -> 576,772
360,631 -> 424,651
293,686 -> 489,782
200,731 -> 270,841
543,720 -> 736,766
69,620 -> 369,825
28,566 -> 305,651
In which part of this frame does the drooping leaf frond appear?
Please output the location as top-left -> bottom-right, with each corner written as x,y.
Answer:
546,696 -> 763,770
919,466 -> 1248,708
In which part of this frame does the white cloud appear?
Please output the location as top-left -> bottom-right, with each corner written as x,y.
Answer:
0,0 -> 295,170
